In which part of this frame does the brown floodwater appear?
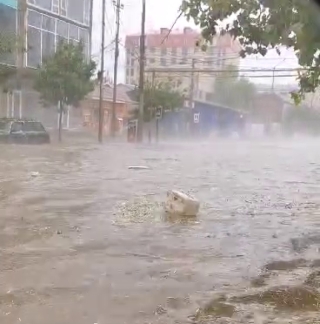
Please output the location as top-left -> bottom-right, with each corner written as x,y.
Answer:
1,134 -> 320,323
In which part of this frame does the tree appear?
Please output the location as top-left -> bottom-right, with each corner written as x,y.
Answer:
0,31 -> 18,90
34,42 -> 96,141
131,79 -> 185,121
213,65 -> 257,110
181,0 -> 320,104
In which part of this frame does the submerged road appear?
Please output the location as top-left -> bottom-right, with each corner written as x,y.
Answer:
1,136 -> 320,323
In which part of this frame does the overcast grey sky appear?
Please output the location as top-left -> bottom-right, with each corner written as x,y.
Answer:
91,0 -> 299,88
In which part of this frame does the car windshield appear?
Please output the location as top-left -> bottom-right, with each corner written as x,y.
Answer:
21,122 -> 45,132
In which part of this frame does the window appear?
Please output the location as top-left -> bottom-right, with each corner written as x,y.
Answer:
42,15 -> 55,32
52,0 -> 59,13
67,0 -> 84,23
83,0 -> 90,25
130,69 -> 134,76
60,0 -> 67,16
27,26 -> 41,67
84,41 -> 89,58
28,9 -> 42,28
161,48 -> 167,56
57,19 -> 68,36
149,58 -> 155,64
22,122 -> 45,132
182,47 -> 188,56
69,24 -> 79,40
42,30 -> 55,61
79,28 -> 89,43
56,35 -> 67,47
171,48 -> 177,64
160,58 -> 166,66
29,0 -> 52,10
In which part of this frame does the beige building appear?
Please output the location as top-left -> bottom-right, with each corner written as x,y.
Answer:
124,27 -> 241,103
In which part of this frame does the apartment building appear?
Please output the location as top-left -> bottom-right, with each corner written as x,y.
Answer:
124,27 -> 241,103
0,0 -> 92,125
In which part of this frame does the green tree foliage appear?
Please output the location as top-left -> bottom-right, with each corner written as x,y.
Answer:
0,31 -> 17,89
132,80 -> 185,122
214,65 -> 257,111
34,42 -> 96,141
181,0 -> 320,104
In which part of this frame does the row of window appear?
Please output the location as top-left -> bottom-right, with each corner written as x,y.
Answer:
27,26 -> 90,67
125,57 -> 225,68
27,0 -> 90,26
28,9 -> 89,42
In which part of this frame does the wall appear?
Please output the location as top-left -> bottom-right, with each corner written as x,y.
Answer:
81,99 -> 129,134
125,33 -> 241,102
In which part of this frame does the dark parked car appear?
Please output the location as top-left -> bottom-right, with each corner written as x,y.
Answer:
0,118 -> 50,144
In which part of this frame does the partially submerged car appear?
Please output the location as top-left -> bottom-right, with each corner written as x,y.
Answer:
0,118 -> 50,144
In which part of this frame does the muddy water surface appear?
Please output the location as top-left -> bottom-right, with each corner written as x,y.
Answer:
1,137 -> 320,323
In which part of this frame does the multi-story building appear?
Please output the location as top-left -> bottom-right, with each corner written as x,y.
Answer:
124,27 -> 241,103
0,0 -> 92,126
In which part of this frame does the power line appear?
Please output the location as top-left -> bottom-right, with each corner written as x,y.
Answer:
144,67 -> 309,73
160,11 -> 183,45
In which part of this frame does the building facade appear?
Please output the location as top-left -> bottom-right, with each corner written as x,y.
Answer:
81,82 -> 136,136
124,27 -> 241,103
0,0 -> 92,127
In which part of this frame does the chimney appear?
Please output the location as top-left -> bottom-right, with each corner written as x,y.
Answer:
160,28 -> 169,35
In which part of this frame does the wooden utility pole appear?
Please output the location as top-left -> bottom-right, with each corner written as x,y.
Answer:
190,58 -> 195,108
136,0 -> 146,142
98,0 -> 106,143
110,0 -> 122,137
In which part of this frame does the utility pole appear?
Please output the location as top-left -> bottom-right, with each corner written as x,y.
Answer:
98,0 -> 106,143
137,0 -> 146,142
188,58 -> 195,134
110,0 -> 123,137
190,58 -> 195,108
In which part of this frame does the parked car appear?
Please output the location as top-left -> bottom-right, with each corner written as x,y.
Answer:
0,118 -> 50,144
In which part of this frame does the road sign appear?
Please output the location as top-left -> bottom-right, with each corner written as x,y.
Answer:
156,107 -> 162,119
194,113 -> 199,123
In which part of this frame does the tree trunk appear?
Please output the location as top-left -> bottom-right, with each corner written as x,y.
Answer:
58,102 -> 63,142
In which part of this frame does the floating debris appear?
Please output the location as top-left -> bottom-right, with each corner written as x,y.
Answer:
165,190 -> 200,217
128,166 -> 150,170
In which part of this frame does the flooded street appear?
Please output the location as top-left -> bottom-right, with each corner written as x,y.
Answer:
1,136 -> 320,323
